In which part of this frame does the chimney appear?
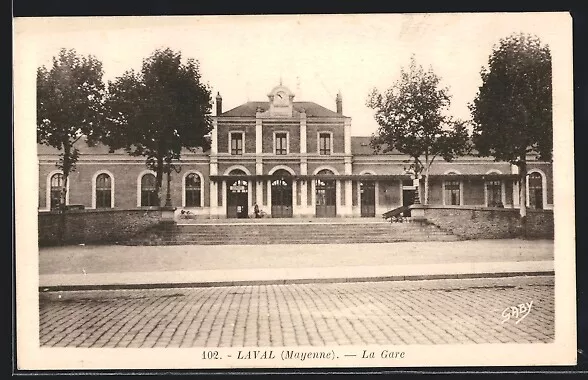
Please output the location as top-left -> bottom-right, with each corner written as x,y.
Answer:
336,91 -> 343,115
216,92 -> 223,116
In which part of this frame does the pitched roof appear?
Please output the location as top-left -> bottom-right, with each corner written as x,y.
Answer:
221,101 -> 345,118
37,140 -> 208,156
351,136 -> 398,155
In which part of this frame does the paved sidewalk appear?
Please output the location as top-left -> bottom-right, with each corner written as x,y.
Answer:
39,240 -> 553,290
40,260 -> 554,290
40,277 -> 555,347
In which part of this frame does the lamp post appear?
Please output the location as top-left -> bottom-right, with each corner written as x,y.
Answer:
404,161 -> 426,221
164,163 -> 182,207
161,162 -> 182,223
404,162 -> 423,205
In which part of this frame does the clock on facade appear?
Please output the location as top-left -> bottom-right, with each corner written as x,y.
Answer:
274,90 -> 289,106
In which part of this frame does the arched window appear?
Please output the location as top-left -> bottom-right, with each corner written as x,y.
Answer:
228,169 -> 247,176
50,173 -> 64,210
141,173 -> 158,206
528,172 -> 544,209
95,173 -> 113,208
185,173 -> 202,207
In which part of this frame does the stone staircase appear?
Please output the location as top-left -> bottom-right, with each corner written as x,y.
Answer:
125,219 -> 460,245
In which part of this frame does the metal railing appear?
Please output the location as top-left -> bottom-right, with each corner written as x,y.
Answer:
382,205 -> 410,223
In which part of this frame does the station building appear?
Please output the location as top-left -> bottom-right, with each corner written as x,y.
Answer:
37,84 -> 553,218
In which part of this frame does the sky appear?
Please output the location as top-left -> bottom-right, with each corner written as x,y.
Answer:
15,13 -> 570,136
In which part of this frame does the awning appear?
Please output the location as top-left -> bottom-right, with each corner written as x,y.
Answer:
431,174 -> 519,181
209,174 -> 412,181
209,173 -> 519,182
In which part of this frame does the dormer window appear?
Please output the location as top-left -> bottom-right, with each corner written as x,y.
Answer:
230,132 -> 244,155
274,132 -> 288,155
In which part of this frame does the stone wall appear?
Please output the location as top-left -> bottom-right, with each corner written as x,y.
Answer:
38,209 -> 162,246
411,205 -> 553,239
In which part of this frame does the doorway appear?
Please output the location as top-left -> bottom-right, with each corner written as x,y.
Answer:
227,179 -> 248,218
360,181 -> 376,217
315,169 -> 336,217
271,170 -> 293,218
402,189 -> 415,217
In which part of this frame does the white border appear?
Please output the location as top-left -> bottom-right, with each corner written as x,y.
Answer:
15,13 -> 576,371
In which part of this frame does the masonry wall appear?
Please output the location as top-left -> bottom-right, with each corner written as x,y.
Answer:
378,180 -> 401,208
39,162 -> 210,210
463,179 -> 485,206
427,179 -> 443,204
38,209 -> 162,246
217,123 -> 256,154
307,161 -> 346,175
305,123 -> 345,154
416,205 -> 553,239
263,161 -> 301,175
261,123 -> 301,154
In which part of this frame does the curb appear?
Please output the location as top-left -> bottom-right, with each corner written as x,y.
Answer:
39,270 -> 555,292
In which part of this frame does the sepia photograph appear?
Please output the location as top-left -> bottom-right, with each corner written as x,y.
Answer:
14,12 -> 576,370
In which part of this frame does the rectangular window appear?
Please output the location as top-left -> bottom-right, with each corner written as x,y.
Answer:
486,180 -> 502,207
444,180 -> 461,205
319,133 -> 331,155
275,133 -> 287,155
230,133 -> 243,155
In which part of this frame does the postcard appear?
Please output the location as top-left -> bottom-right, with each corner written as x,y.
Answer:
14,13 -> 576,370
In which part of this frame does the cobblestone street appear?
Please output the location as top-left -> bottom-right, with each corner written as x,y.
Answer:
39,277 -> 554,348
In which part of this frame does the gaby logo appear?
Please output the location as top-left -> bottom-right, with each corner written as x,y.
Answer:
501,301 -> 533,324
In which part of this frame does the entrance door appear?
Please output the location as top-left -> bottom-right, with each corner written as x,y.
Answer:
315,170 -> 336,217
402,189 -> 415,217
271,173 -> 293,218
227,179 -> 248,218
360,181 -> 376,217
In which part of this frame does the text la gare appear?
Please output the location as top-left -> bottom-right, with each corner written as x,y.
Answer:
362,350 -> 405,359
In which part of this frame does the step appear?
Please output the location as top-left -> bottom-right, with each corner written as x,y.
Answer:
126,221 -> 458,245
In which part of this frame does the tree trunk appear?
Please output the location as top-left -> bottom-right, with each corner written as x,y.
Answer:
155,156 -> 164,207
518,159 -> 528,238
424,166 -> 430,205
165,170 -> 172,207
58,142 -> 71,246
